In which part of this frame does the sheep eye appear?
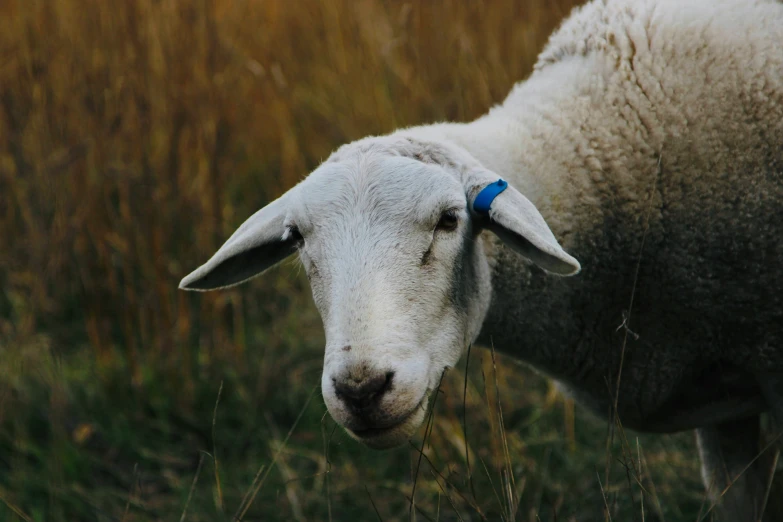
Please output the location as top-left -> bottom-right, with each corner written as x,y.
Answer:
435,210 -> 459,232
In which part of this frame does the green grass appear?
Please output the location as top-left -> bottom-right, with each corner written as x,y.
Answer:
1,282 -> 706,521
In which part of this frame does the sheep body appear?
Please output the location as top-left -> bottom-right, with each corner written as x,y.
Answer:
444,0 -> 783,432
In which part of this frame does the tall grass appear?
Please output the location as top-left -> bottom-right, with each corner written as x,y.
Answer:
0,1 -> 705,520
0,0 -> 580,392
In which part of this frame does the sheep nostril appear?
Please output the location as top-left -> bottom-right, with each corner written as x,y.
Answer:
382,371 -> 394,392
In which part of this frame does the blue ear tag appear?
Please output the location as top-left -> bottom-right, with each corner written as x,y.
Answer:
472,179 -> 508,215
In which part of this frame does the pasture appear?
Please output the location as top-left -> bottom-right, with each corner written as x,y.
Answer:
1,1 -> 707,520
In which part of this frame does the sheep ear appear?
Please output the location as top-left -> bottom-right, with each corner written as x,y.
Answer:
468,176 -> 581,276
179,193 -> 297,291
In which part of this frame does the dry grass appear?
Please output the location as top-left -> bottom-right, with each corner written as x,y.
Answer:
0,1 -> 705,520
0,0 -> 580,389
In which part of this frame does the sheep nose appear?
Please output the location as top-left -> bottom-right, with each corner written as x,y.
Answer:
333,371 -> 394,412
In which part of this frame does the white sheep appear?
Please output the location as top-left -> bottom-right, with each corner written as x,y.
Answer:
180,0 -> 783,519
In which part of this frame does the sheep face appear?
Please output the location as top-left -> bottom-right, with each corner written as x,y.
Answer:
179,136 -> 580,449
298,153 -> 490,448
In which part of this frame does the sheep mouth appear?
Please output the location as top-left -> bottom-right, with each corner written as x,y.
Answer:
346,396 -> 428,449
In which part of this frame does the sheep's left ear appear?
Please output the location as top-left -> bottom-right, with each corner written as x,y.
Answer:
467,174 -> 580,276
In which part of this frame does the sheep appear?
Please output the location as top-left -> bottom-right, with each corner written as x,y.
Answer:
179,0 -> 783,519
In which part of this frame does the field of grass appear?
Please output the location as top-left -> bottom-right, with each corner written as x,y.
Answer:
1,1 -> 709,520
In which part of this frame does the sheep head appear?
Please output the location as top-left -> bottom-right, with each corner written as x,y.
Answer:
179,135 -> 580,449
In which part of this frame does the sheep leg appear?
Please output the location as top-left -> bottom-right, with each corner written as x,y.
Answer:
696,417 -> 776,522
755,373 -> 783,521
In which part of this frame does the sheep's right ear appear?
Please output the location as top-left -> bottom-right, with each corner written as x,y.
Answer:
179,194 -> 297,291
466,173 -> 581,276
